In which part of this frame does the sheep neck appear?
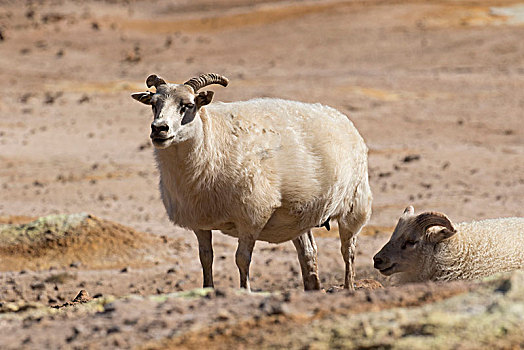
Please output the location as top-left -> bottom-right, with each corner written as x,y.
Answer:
430,235 -> 469,281
155,108 -> 226,188
152,108 -> 235,231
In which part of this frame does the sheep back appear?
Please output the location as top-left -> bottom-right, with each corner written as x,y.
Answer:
434,217 -> 524,281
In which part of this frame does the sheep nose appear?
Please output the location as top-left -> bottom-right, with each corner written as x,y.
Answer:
151,121 -> 169,134
373,255 -> 386,269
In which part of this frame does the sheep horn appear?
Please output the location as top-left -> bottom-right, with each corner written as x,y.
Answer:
146,74 -> 167,88
184,73 -> 229,92
415,212 -> 455,234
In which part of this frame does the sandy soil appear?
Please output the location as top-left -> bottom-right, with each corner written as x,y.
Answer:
0,0 -> 523,348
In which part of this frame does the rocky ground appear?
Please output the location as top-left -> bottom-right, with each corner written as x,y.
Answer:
0,0 -> 523,348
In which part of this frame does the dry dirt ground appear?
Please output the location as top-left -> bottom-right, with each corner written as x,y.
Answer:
0,0 -> 523,348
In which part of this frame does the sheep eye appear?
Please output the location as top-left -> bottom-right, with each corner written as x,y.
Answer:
180,103 -> 194,113
401,240 -> 417,249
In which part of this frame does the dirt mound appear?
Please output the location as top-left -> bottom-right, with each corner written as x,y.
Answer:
0,214 -> 177,271
146,272 -> 524,350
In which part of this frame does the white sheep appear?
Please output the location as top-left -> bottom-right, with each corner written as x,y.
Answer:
131,73 -> 372,291
373,206 -> 524,283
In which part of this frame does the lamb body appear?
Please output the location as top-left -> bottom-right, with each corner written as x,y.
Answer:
132,74 -> 372,290
373,206 -> 524,283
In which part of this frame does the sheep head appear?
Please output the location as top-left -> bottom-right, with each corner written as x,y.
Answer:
373,206 -> 456,278
131,73 -> 229,149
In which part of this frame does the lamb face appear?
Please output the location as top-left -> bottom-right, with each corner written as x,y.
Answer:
373,206 -> 456,279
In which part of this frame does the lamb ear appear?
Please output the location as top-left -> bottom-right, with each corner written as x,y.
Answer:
403,206 -> 415,215
131,92 -> 152,105
425,226 -> 456,244
415,211 -> 456,244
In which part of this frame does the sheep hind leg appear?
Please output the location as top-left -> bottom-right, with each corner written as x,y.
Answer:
292,230 -> 321,291
338,217 -> 366,290
194,229 -> 214,288
235,237 -> 256,291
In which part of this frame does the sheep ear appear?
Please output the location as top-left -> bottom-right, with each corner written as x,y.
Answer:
131,92 -> 152,105
425,226 -> 456,244
196,91 -> 214,108
403,206 -> 415,215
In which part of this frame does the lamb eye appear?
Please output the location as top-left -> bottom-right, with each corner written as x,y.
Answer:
402,240 -> 417,249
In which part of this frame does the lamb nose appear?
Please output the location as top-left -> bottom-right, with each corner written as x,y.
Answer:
151,121 -> 169,133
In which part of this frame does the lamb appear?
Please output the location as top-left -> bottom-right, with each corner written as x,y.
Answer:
373,206 -> 524,283
131,73 -> 372,291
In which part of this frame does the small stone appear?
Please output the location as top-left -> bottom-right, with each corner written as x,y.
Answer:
214,289 -> 227,298
30,282 -> 46,290
259,298 -> 289,316
402,154 -> 421,163
72,289 -> 91,303
326,286 -> 343,294
107,325 -> 120,334
103,303 -> 116,313
216,308 -> 231,321
78,94 -> 90,104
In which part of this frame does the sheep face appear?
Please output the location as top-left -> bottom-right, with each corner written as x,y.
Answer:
373,206 -> 456,278
132,84 -> 214,149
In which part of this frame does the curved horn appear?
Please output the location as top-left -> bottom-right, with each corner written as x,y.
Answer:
184,73 -> 229,92
415,212 -> 455,233
146,74 -> 167,88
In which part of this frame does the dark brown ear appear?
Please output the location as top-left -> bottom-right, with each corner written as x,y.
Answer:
131,92 -> 152,105
195,91 -> 214,108
146,74 -> 166,88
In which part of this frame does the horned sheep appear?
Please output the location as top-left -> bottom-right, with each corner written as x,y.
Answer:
131,73 -> 372,291
373,206 -> 524,283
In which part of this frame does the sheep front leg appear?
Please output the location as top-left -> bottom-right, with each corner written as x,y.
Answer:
235,237 -> 256,291
292,230 -> 321,290
194,229 -> 214,288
